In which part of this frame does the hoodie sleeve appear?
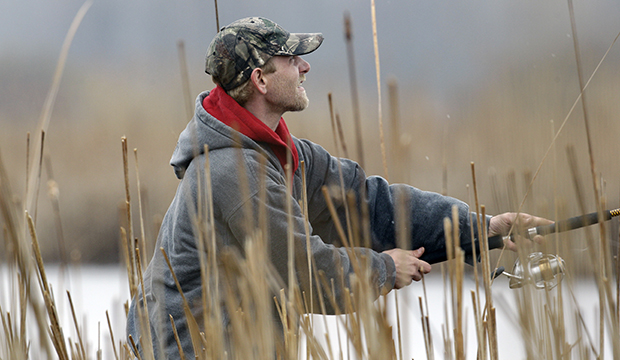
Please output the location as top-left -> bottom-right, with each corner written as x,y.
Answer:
364,177 -> 495,264
296,139 -> 495,266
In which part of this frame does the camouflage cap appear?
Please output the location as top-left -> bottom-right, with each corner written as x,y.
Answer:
205,17 -> 324,91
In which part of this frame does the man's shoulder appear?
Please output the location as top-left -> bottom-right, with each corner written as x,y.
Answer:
188,146 -> 255,172
179,148 -> 267,212
186,146 -> 283,186
293,137 -> 330,162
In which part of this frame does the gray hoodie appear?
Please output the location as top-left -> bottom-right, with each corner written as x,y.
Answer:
127,90 -> 492,359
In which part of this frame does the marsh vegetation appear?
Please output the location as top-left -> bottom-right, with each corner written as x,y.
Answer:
1,0 -> 620,359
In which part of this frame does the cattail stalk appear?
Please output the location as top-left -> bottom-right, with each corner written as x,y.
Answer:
369,0 -> 388,180
160,248 -> 203,357
213,0 -> 220,32
169,315 -> 187,360
27,211 -> 69,360
343,13 -> 364,169
133,149 -> 148,268
134,249 -> 155,360
106,311 -> 119,360
121,137 -> 136,297
66,291 -> 86,359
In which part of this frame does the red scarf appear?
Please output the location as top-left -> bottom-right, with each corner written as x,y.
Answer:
202,86 -> 299,173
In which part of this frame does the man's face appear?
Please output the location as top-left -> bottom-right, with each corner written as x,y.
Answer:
264,55 -> 311,114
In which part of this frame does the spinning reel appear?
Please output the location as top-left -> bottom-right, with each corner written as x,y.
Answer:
491,252 -> 566,289
488,208 -> 619,290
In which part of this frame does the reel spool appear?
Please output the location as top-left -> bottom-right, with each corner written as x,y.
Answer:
493,252 -> 566,290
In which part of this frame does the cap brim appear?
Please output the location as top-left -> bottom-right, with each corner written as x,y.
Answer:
278,33 -> 324,56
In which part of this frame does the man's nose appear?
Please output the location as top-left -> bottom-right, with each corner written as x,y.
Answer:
298,57 -> 310,74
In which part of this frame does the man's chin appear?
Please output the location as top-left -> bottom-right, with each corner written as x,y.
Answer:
296,100 -> 309,112
289,97 -> 309,112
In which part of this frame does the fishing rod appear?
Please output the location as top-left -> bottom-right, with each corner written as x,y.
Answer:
488,208 -> 620,249
489,208 -> 620,289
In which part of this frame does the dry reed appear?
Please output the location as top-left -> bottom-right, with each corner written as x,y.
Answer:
344,12 -> 365,170
2,3 -> 620,360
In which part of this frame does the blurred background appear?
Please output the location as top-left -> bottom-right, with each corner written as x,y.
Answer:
1,0 -> 619,267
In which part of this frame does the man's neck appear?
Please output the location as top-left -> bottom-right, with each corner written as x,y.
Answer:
243,100 -> 282,131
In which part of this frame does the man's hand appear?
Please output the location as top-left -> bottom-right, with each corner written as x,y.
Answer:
489,212 -> 553,251
383,247 -> 432,289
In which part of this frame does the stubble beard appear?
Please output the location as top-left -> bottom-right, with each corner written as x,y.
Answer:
293,87 -> 309,112
271,74 -> 309,113
286,74 -> 309,112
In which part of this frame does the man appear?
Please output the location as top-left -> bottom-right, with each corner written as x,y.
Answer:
127,17 -> 550,359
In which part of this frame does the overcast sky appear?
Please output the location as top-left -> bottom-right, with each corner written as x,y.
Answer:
2,0 -> 619,100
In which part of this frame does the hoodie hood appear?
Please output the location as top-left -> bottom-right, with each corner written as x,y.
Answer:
171,90 -> 262,179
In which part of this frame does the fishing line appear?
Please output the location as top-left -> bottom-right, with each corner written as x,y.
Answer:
492,29 -> 620,271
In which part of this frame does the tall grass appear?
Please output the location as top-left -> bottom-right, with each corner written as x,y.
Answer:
2,124 -> 618,359
1,2 -> 620,360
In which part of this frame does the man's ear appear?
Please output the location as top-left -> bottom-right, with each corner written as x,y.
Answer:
250,67 -> 268,95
